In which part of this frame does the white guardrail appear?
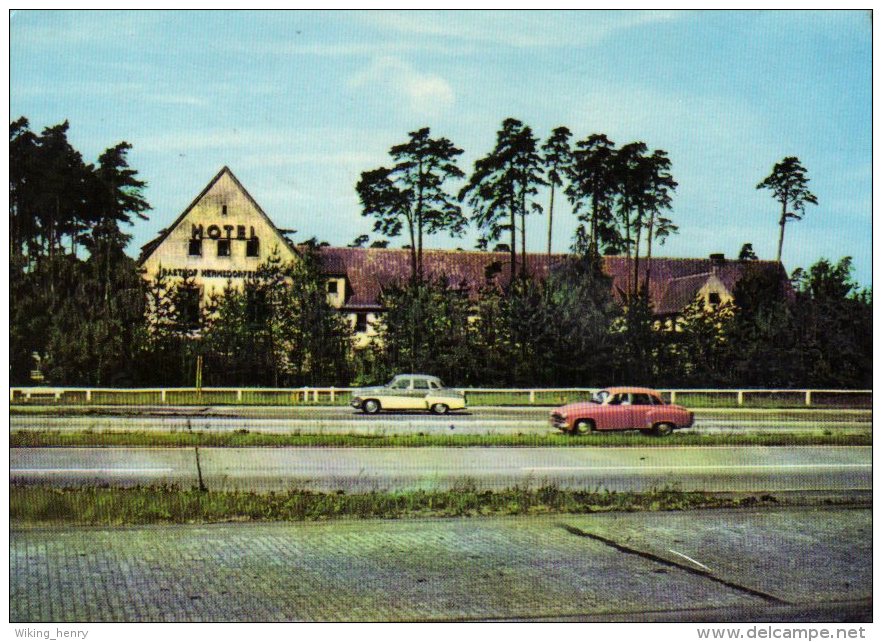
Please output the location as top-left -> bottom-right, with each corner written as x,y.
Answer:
8,387 -> 872,407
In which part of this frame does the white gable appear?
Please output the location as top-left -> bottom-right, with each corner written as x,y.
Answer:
140,167 -> 298,299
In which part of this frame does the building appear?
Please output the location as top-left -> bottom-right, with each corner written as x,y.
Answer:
139,167 -> 788,343
139,166 -> 300,301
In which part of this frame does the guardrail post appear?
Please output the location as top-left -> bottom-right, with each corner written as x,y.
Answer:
161,389 -> 167,404
330,387 -> 335,403
529,390 -> 535,404
86,390 -> 92,403
737,391 -> 744,406
670,391 -> 676,404
313,389 -> 319,403
237,389 -> 243,402
805,390 -> 812,407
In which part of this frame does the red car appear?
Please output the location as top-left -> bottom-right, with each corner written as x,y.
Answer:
550,387 -> 694,436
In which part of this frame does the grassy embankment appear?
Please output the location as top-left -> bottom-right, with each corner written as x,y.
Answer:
10,483 -> 783,526
10,429 -> 871,448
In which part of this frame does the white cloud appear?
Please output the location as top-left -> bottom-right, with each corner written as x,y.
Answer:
361,10 -> 680,49
349,56 -> 455,118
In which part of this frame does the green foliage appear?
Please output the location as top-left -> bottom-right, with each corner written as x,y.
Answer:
365,278 -> 478,384
460,118 -> 546,277
9,118 -> 151,386
757,156 -> 818,262
10,484 -> 781,525
200,248 -> 354,386
357,127 -> 465,280
566,133 -> 619,261
670,297 -> 736,386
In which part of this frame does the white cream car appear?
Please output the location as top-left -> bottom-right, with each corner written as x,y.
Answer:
350,374 -> 467,414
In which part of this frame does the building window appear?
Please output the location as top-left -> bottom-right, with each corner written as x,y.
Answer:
222,204 -> 228,216
175,286 -> 201,330
246,289 -> 269,325
245,237 -> 260,257
188,239 -> 202,256
355,313 -> 368,333
708,292 -> 721,305
217,239 -> 231,257
327,280 -> 339,295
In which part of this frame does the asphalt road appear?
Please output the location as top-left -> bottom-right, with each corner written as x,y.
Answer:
10,445 -> 872,492
10,507 -> 872,622
10,405 -> 872,435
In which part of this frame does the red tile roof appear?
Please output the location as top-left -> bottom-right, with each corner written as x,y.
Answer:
316,247 -> 788,315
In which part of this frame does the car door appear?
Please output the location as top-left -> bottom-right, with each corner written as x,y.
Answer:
629,393 -> 654,429
604,392 -> 636,429
384,376 -> 412,409
408,377 -> 432,409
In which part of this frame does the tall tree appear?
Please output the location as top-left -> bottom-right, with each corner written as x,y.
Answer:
756,156 -> 818,263
541,126 -> 572,260
613,141 -> 648,296
9,118 -> 40,261
565,134 -> 618,265
357,127 -> 466,281
34,121 -> 92,261
460,118 -> 545,280
640,149 -> 678,295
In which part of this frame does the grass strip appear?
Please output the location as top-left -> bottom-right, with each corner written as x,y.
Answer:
10,484 -> 781,526
11,397 -> 873,412
11,429 -> 871,448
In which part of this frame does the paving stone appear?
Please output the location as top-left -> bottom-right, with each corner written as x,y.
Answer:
11,509 -> 867,622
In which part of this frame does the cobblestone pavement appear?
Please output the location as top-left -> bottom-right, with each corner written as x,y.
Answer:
10,507 -> 871,622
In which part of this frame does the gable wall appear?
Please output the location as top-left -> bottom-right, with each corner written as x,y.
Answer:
140,171 -> 298,301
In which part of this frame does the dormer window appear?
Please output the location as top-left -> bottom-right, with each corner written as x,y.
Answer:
327,280 -> 339,295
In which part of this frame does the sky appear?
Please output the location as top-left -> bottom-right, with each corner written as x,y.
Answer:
9,9 -> 873,287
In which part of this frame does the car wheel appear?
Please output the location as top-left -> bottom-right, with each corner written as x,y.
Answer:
431,403 -> 450,415
573,419 -> 594,435
654,422 -> 674,436
363,399 -> 381,414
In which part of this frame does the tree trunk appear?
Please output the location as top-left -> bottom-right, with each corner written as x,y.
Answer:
547,183 -> 555,259
407,215 -> 417,283
633,206 -> 643,300
644,212 -> 655,292
416,162 -> 425,281
776,189 -> 789,263
776,201 -> 787,263
590,194 -> 599,263
622,202 -> 632,302
509,200 -> 517,282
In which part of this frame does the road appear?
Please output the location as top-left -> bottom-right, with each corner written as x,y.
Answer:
10,445 -> 872,492
10,405 -> 872,435
10,507 -> 872,622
